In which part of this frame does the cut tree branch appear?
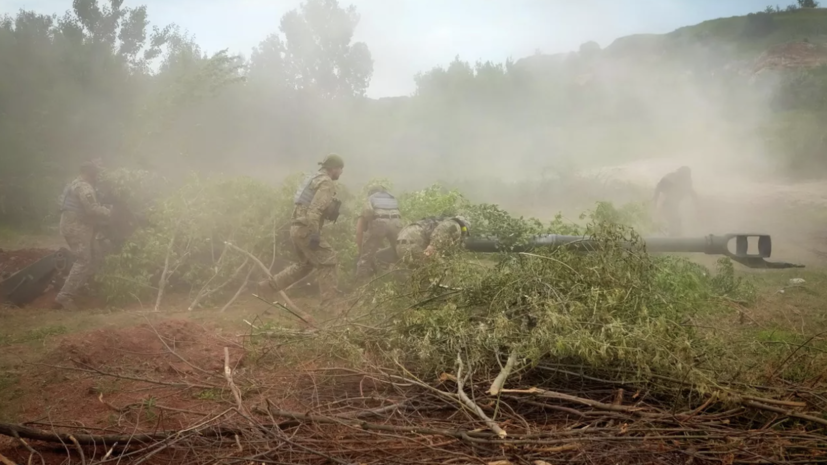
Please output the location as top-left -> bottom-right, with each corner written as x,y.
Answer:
456,353 -> 507,438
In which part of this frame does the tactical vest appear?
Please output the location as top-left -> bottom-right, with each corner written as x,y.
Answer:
368,191 -> 398,211
293,173 -> 322,205
60,183 -> 82,212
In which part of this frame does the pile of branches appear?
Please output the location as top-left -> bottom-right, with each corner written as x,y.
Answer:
0,342 -> 825,465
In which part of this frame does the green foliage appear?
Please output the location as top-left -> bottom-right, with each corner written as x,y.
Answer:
96,171 -> 364,305
397,184 -> 471,223
366,211 -> 755,396
97,175 -> 287,304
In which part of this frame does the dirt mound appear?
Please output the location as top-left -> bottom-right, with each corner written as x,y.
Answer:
52,319 -> 232,373
753,40 -> 827,73
0,248 -> 53,279
1,319 -> 317,436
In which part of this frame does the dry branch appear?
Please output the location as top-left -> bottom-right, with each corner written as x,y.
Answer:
489,350 -> 519,396
500,388 -> 648,415
456,354 -> 508,438
743,399 -> 827,427
224,241 -> 314,325
0,423 -> 237,446
220,264 -> 254,313
154,232 -> 176,312
188,256 -> 249,311
223,347 -> 247,415
0,452 -> 18,465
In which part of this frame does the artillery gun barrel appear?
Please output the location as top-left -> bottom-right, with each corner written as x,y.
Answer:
463,233 -> 804,269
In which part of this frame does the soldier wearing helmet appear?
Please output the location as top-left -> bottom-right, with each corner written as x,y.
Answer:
393,215 -> 470,266
653,166 -> 698,237
355,183 -> 404,279
268,154 -> 344,306
55,160 -> 111,310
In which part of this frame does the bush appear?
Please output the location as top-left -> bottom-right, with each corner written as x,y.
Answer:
743,12 -> 777,38
366,208 -> 755,397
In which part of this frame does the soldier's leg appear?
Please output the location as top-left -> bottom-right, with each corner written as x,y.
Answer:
377,219 -> 403,273
270,262 -> 314,291
304,236 -> 338,302
269,227 -> 314,291
356,222 -> 384,279
57,227 -> 94,307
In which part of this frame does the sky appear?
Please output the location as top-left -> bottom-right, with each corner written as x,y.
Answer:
2,0 -> 774,97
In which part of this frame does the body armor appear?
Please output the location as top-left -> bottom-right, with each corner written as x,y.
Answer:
368,191 -> 399,211
293,174 -> 321,205
60,184 -> 82,212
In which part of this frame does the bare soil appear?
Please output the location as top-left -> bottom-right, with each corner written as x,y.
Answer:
0,248 -> 53,279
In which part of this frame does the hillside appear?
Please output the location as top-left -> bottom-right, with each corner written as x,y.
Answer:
517,8 -> 827,76
499,7 -> 827,179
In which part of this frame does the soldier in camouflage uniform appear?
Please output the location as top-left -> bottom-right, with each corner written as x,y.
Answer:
653,166 -> 698,237
55,161 -> 111,310
394,216 -> 470,266
355,184 -> 404,279
268,154 -> 344,304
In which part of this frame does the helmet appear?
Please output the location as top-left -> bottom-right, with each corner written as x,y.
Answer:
319,153 -> 345,169
454,215 -> 470,235
365,178 -> 393,195
366,181 -> 388,196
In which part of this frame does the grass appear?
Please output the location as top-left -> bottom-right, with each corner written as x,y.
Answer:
0,325 -> 68,346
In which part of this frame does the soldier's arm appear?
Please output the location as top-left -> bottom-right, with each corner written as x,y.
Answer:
653,178 -> 665,202
306,178 -> 335,233
76,183 -> 111,220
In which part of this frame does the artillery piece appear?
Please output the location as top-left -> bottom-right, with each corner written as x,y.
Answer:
375,233 -> 804,269
464,233 -> 803,269
0,188 -> 143,308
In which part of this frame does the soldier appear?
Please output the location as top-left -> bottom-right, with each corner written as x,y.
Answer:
355,184 -> 404,279
653,166 -> 698,237
395,215 -> 470,266
55,161 -> 111,310
268,154 -> 344,305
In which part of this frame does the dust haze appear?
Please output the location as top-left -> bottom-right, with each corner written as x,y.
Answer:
2,0 -> 826,266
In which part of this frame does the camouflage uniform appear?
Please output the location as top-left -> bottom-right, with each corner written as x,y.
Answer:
270,164 -> 342,302
355,190 -> 403,279
395,217 -> 468,266
56,176 -> 111,308
654,167 -> 695,237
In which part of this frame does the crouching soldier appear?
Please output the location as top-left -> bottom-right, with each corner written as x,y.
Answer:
395,215 -> 470,266
355,184 -> 404,280
653,166 -> 698,237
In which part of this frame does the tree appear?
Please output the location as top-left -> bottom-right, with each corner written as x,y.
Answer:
0,0 -> 173,227
274,0 -> 374,98
798,0 -> 820,8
